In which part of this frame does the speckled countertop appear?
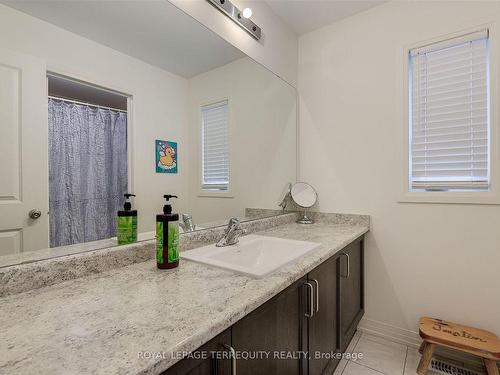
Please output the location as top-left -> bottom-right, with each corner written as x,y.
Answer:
0,222 -> 368,375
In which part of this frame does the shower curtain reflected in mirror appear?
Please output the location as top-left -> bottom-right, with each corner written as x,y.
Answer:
48,98 -> 127,247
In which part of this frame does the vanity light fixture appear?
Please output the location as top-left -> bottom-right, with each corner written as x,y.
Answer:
206,0 -> 261,40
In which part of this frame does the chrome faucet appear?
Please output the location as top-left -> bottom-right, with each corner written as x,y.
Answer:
179,213 -> 196,232
216,218 -> 247,247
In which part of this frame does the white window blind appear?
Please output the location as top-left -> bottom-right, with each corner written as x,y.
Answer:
409,30 -> 490,191
201,100 -> 229,191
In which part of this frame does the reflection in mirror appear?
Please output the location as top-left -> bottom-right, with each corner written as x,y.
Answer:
48,76 -> 129,248
278,183 -> 292,212
0,0 -> 297,266
291,182 -> 318,224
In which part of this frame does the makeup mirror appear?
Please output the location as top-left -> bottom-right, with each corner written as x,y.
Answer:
290,182 -> 318,224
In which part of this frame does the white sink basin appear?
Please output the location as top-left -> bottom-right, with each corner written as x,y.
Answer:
180,234 -> 321,278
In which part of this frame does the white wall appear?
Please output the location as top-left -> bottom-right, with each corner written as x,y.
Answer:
170,0 -> 298,87
299,1 -> 500,336
188,57 -> 297,224
0,4 -> 190,236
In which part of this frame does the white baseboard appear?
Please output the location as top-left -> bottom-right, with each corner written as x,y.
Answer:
358,317 -> 422,348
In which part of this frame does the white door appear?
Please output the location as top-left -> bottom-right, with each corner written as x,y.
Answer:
0,48 -> 48,255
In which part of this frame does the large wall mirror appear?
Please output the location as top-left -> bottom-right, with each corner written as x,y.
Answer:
0,0 -> 297,266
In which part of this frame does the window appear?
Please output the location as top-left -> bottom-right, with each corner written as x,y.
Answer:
409,30 -> 490,191
201,100 -> 229,191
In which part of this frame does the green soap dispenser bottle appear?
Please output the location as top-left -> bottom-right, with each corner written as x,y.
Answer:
117,193 -> 137,245
156,194 -> 179,269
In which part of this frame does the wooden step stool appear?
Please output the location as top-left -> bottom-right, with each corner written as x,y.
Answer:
418,317 -> 500,375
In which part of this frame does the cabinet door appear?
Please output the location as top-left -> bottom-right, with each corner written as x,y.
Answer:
232,277 -> 307,375
163,329 -> 232,375
308,255 -> 340,375
338,238 -> 364,351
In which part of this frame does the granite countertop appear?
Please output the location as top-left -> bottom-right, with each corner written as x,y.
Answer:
0,222 -> 368,375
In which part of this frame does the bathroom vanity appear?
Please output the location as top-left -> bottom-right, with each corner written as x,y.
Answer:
0,214 -> 368,375
0,2 -> 373,375
165,236 -> 364,375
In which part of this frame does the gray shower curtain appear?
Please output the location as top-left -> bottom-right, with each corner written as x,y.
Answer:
48,98 -> 128,247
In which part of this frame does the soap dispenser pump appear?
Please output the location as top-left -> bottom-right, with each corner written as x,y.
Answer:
117,193 -> 137,245
156,194 -> 179,269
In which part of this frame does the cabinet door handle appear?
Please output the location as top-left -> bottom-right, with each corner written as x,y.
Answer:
340,253 -> 350,278
303,282 -> 314,318
311,279 -> 319,313
223,344 -> 237,375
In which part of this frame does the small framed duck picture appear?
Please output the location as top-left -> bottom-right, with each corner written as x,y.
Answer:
155,140 -> 178,174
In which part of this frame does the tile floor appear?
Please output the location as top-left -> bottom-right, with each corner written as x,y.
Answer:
334,331 -> 440,375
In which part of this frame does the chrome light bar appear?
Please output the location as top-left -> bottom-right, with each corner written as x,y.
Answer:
206,0 -> 262,40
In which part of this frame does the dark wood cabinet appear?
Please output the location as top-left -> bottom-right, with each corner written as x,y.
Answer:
307,255 -> 340,375
232,277 -> 307,375
338,238 -> 364,351
163,329 -> 232,375
164,236 -> 364,375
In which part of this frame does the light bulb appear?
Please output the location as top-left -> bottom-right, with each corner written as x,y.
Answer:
242,7 -> 252,19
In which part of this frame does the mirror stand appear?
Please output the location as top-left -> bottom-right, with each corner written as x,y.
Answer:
297,208 -> 314,224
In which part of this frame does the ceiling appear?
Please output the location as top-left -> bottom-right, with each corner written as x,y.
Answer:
263,0 -> 386,35
2,0 -> 244,78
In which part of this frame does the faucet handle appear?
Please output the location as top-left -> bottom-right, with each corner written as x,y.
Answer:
225,218 -> 240,232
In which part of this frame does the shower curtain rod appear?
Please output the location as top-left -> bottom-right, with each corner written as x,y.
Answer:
48,95 -> 127,113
